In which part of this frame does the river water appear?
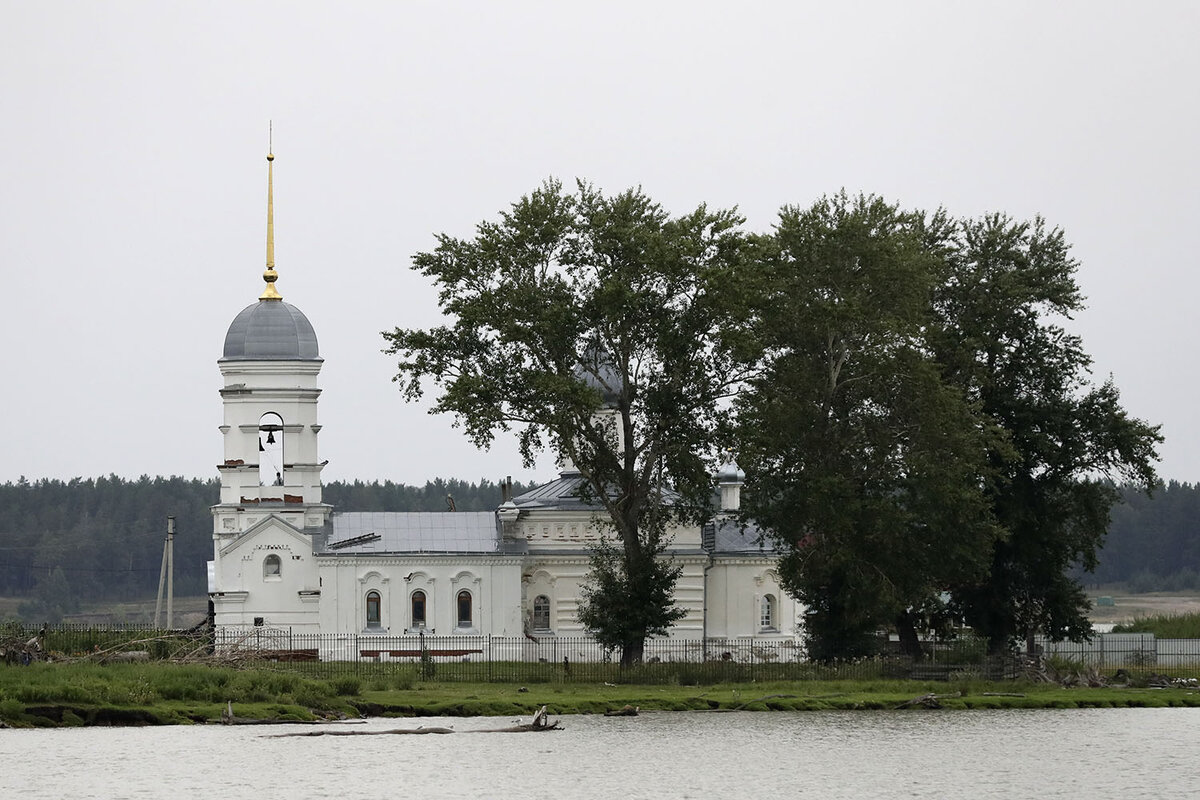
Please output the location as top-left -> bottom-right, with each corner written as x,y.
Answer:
2,709 -> 1196,799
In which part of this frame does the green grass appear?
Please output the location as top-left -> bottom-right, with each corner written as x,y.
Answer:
262,656 -> 949,685
1113,611 -> 1200,638
5,664 -> 1200,728
0,662 -> 361,727
352,679 -> 1200,716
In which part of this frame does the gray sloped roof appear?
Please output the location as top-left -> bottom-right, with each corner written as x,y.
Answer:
319,511 -> 525,555
511,471 -> 597,512
221,300 -> 320,361
513,470 -> 682,512
706,519 -> 775,554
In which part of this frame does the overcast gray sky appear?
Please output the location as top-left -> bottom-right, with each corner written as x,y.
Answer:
2,2 -> 1197,488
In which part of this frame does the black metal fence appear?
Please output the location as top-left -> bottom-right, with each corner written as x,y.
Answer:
8,623 -> 1200,683
1,622 -> 208,664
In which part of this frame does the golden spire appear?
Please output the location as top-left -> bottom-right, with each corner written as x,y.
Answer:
260,123 -> 282,301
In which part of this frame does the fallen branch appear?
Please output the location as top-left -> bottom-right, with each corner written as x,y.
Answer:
604,705 -> 639,717
267,706 -> 561,736
895,692 -> 961,710
270,726 -> 456,736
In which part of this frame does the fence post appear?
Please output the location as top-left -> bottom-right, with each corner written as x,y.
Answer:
487,634 -> 492,683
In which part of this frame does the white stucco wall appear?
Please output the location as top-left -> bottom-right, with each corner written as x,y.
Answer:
210,516 -> 321,633
704,560 -> 799,640
315,557 -> 525,637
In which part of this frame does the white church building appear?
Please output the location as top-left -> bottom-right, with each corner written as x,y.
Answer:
207,153 -> 800,659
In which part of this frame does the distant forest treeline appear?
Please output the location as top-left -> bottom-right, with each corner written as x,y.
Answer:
1091,481 -> 1200,590
0,475 -> 531,621
2,476 -> 1198,621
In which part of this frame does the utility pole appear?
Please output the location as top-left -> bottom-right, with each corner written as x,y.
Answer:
154,516 -> 175,629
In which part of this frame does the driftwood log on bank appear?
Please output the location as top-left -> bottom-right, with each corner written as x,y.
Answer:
270,726 -> 457,736
604,705 -> 639,717
895,692 -> 961,710
268,706 -> 562,737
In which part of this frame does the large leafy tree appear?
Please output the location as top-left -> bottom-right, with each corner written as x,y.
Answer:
932,215 -> 1161,652
383,180 -> 747,664
733,194 -> 1000,660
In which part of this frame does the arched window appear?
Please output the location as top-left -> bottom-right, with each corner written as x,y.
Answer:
366,590 -> 382,629
760,594 -> 777,631
411,590 -> 427,628
259,412 -> 285,488
263,554 -> 282,580
456,590 -> 473,628
532,595 -> 551,631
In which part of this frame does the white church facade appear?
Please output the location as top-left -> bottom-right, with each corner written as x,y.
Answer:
207,152 -> 801,659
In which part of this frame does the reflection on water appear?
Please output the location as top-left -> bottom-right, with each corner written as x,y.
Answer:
3,709 -> 1198,799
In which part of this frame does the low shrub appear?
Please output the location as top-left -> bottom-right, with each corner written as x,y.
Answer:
0,697 -> 24,722
1114,612 -> 1200,638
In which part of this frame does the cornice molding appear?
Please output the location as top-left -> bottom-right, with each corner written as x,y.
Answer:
316,555 -> 527,568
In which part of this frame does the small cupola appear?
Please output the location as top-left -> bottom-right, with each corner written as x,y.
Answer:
716,460 -> 745,512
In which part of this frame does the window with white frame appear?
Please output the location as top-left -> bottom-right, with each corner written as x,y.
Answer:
411,590 -> 427,628
456,590 -> 473,628
532,594 -> 551,631
263,554 -> 282,580
366,590 -> 382,629
760,594 -> 777,631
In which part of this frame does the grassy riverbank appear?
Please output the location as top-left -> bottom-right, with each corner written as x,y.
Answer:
4,663 -> 1200,727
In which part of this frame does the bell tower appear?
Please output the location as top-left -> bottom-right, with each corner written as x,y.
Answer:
212,146 -> 331,542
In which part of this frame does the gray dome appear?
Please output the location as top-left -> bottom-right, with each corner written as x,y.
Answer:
576,348 -> 624,408
716,460 -> 745,483
221,300 -> 320,361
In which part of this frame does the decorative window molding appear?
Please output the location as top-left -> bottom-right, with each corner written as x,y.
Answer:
450,570 -> 481,587
754,568 -> 779,589
522,569 -> 557,587
263,554 -> 282,581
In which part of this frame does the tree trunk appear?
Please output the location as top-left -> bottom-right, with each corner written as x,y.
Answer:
894,612 -> 924,661
620,637 -> 645,667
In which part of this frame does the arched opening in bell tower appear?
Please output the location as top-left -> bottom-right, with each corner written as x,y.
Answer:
258,412 -> 285,487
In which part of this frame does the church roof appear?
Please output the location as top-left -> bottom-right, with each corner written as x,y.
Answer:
510,471 -> 596,511
705,519 -> 776,554
221,300 -> 320,361
510,470 -> 684,512
319,511 -> 525,555
576,347 -> 624,408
